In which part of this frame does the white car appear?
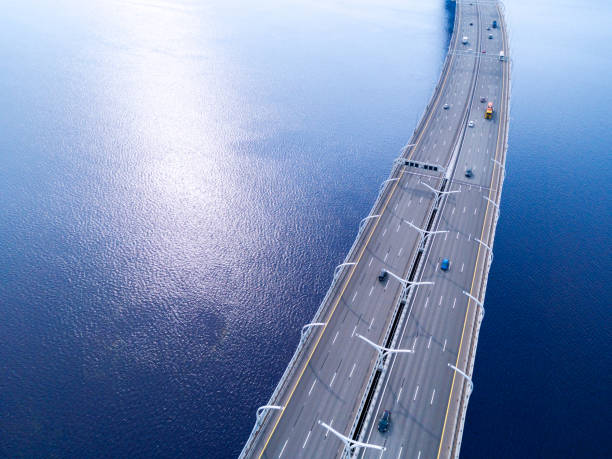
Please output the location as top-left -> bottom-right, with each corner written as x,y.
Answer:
468,120 -> 475,127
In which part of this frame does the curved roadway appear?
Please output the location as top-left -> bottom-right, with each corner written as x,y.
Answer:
241,1 -> 510,458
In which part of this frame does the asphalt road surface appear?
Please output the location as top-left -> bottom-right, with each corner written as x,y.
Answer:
242,1 -> 509,457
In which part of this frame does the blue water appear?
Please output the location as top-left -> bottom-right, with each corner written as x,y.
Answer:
0,0 -> 609,457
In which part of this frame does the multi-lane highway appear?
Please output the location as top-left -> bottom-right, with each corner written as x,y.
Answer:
240,1 -> 509,458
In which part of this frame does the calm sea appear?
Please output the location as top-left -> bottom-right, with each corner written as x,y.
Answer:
0,0 -> 610,457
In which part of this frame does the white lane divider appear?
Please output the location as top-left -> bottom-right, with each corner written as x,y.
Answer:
461,263 -> 465,273
368,257 -> 373,267
325,419 -> 333,438
398,247 -> 403,256
369,286 -> 374,296
279,439 -> 288,458
427,336 -> 432,349
352,291 -> 358,303
349,363 -> 356,378
382,228 -> 387,236
443,339 -> 447,352
302,430 -> 311,449
330,372 -> 336,387
453,297 -> 457,309
413,385 -> 419,401
397,387 -> 403,403
384,252 -> 389,262
308,380 -> 316,396
439,295 -> 443,306
352,326 -> 357,337
332,331 -> 339,344
430,388 -> 436,405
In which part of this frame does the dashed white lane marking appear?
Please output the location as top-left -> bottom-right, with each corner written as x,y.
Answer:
398,247 -> 403,256
408,200 -> 412,207
468,233 -> 472,241
397,387 -> 403,402
414,385 -> 419,401
352,326 -> 357,337
424,297 -> 429,308
352,291 -> 358,303
369,317 -> 374,330
349,363 -> 356,378
453,297 -> 457,309
474,207 -> 478,215
443,339 -> 447,352
369,286 -> 374,296
461,263 -> 465,273
302,430 -> 311,449
384,252 -> 389,262
394,203 -> 398,211
456,232 -> 460,239
396,223 -> 401,232
333,331 -> 339,344
369,257 -> 373,267
325,419 -> 333,437
308,380 -> 316,396
427,336 -> 432,349
330,372 -> 336,387
418,451 -> 422,459
430,388 -> 436,405
419,197 -> 423,204
382,228 -> 387,236
463,206 -> 466,213
439,295 -> 443,306
398,446 -> 403,459
444,232 -> 448,241
412,337 -> 417,351
279,439 -> 289,458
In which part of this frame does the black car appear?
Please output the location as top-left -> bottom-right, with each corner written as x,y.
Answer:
378,269 -> 387,282
465,168 -> 474,178
378,410 -> 391,433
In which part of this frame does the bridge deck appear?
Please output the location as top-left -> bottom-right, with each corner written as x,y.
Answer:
241,1 -> 509,457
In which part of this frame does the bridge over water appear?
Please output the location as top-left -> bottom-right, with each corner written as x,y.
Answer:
241,1 -> 510,457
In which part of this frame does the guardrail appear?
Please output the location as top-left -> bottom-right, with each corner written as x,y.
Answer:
448,3 -> 510,457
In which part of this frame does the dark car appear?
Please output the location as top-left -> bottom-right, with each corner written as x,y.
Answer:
440,258 -> 450,271
465,168 -> 473,178
378,269 -> 387,282
378,410 -> 391,433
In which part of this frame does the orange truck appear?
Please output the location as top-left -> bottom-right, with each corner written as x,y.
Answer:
485,101 -> 494,119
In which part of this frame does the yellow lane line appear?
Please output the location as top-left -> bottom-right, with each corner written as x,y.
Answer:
436,5 -> 508,458
257,5 -> 464,457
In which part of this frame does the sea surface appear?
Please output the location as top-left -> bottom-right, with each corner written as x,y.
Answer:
0,0 -> 610,457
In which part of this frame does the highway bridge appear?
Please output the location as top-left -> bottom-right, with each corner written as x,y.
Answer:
240,1 -> 510,457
